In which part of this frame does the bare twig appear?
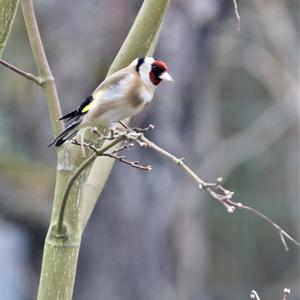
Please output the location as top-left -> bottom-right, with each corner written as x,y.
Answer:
72,139 -> 151,171
230,203 -> 300,250
111,141 -> 134,154
122,130 -> 300,249
0,58 -> 41,85
232,0 -> 241,31
131,123 -> 155,133
58,126 -> 300,249
250,290 -> 261,300
100,153 -> 151,171
92,127 -> 120,140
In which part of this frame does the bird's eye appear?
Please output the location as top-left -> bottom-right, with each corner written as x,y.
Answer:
152,65 -> 162,73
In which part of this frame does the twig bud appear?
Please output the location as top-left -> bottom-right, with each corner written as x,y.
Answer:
217,177 -> 223,183
227,206 -> 235,213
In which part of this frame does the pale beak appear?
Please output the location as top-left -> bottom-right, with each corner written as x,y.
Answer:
159,72 -> 174,82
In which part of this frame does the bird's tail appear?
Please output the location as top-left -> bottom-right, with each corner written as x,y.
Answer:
48,119 -> 82,147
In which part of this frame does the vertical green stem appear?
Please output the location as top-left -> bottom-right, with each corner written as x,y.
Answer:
0,0 -> 19,58
108,0 -> 170,75
20,0 -> 63,137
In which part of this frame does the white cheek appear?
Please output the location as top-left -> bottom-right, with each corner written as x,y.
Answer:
139,59 -> 154,87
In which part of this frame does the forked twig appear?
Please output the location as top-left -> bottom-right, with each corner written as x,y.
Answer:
56,126 -> 300,250
72,139 -> 151,171
101,153 -> 151,171
122,128 -> 300,250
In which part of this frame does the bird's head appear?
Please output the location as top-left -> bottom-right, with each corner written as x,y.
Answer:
133,57 -> 173,87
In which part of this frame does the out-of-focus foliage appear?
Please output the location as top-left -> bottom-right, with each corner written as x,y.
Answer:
0,0 -> 298,299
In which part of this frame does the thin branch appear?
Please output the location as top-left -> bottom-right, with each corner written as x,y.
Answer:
72,139 -> 151,171
55,136 -> 124,236
232,0 -> 241,31
0,58 -> 40,85
231,203 -> 300,249
56,126 -> 300,249
126,133 -> 299,249
110,141 -> 134,154
139,135 -> 236,211
100,153 -> 152,171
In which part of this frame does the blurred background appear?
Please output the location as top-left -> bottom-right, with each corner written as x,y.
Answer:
0,0 -> 299,299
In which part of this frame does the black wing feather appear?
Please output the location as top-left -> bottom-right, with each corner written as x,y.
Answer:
59,95 -> 94,122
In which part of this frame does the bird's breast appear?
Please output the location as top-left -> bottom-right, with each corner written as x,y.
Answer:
127,85 -> 154,108
139,87 -> 153,103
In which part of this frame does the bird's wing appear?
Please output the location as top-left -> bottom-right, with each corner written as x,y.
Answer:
92,68 -> 132,96
59,95 -> 94,122
59,70 -> 132,123
81,70 -> 139,122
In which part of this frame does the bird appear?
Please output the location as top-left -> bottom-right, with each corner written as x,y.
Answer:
49,57 -> 173,147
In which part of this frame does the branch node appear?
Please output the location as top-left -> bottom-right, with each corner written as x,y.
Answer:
279,230 -> 289,251
49,224 -> 69,243
39,76 -> 55,85
176,157 -> 185,166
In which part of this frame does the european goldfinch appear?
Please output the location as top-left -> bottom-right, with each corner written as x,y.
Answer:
49,57 -> 173,147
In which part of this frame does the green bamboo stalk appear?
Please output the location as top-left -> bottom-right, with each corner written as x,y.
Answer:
37,1 -> 170,299
0,0 -> 19,58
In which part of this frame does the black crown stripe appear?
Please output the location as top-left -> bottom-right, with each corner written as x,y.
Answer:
136,57 -> 145,73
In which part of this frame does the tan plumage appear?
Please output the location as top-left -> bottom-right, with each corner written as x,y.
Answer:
49,57 -> 173,147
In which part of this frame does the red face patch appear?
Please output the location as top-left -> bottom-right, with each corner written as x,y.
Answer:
152,60 -> 168,71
